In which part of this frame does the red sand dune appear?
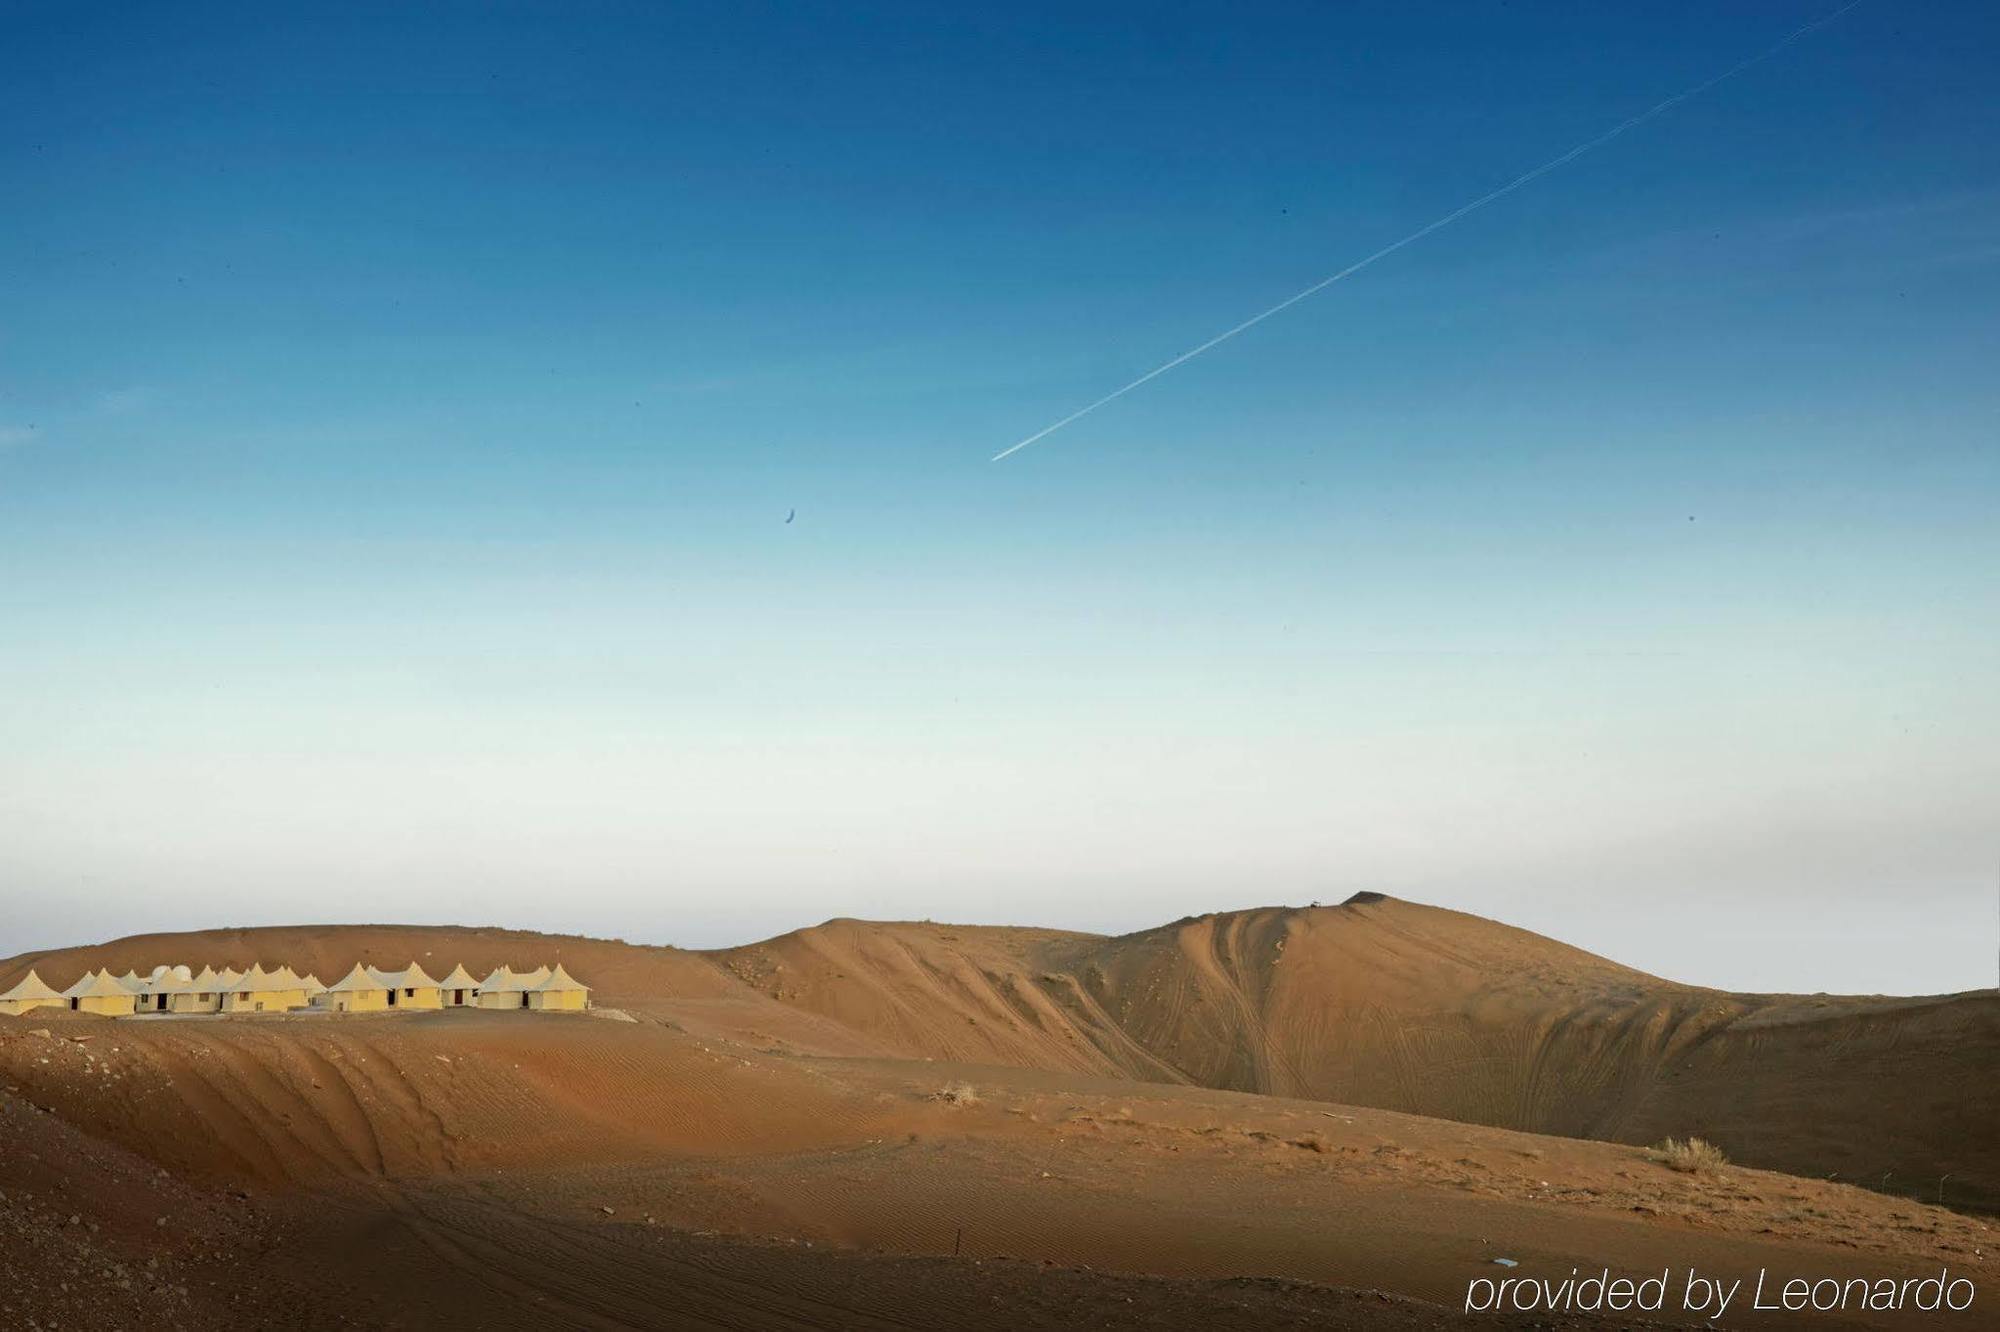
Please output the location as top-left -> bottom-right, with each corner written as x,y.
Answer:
709,895 -> 2000,1211
3,896 -> 1995,1328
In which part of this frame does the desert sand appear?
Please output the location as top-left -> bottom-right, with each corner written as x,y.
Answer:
2,895 -> 1993,1328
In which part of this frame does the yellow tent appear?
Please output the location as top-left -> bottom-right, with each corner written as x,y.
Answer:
315,963 -> 390,1013
221,964 -> 294,1014
526,963 -> 590,1012
438,964 -> 480,1008
263,967 -> 312,1011
474,965 -> 548,1009
0,970 -> 66,1017
176,966 -> 226,1013
142,966 -> 195,1014
473,965 -> 513,1008
61,969 -> 138,1017
368,961 -> 443,1010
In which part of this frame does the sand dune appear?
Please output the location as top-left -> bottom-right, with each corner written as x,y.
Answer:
3,1003 -> 1992,1328
6,896 -> 1996,1208
3,897 -> 1996,1328
709,895 -> 2000,1211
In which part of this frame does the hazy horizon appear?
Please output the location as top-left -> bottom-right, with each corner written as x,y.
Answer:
4,1 -> 1996,997
3,878 -> 1993,999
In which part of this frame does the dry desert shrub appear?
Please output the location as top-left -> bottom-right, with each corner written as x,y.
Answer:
929,1082 -> 980,1106
1651,1136 -> 1728,1173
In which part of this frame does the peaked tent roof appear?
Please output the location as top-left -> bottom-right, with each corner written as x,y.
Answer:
476,965 -> 515,990
438,964 -> 480,990
529,963 -> 589,993
64,968 -> 138,1000
484,965 -> 552,993
300,974 -> 326,993
189,966 -> 221,990
116,970 -> 147,993
325,963 -> 387,993
0,970 -> 65,1003
152,969 -> 195,993
223,965 -> 278,993
366,962 -> 440,989
397,961 -> 441,989
218,968 -> 243,986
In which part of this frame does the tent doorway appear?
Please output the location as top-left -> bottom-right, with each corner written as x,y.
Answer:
156,994 -> 167,1012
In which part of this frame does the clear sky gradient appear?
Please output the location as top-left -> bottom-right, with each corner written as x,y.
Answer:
3,2 -> 1995,993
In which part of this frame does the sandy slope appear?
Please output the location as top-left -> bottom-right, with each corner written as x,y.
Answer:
5,896 -> 1996,1207
708,895 -> 2000,1211
2,897 -> 1995,1328
0,1072 -> 1656,1332
3,1013 -> 1993,1329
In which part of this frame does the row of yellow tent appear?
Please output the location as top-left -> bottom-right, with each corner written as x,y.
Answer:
0,961 -> 589,1017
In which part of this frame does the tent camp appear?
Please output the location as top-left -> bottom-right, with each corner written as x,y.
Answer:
438,964 -> 480,1007
0,970 -> 66,1017
14,954 -> 591,1020
525,963 -> 590,1012
314,963 -> 390,1013
62,969 -> 139,1016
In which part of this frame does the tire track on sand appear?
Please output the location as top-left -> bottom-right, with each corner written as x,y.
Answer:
390,1188 -> 919,1330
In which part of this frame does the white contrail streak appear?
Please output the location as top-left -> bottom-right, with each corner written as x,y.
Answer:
993,0 -> 1865,462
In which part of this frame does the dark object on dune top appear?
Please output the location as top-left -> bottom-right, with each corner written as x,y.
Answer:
1340,892 -> 1389,907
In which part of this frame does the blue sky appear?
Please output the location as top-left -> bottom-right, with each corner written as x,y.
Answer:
2,1 -> 1995,992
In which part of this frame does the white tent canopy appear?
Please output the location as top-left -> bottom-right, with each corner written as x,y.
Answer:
531,963 -> 589,994
438,964 -> 480,990
0,970 -> 65,1004
64,969 -> 138,999
478,965 -> 550,994
325,963 -> 386,994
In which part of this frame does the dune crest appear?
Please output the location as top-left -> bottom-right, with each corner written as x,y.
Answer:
5,896 -> 1996,1210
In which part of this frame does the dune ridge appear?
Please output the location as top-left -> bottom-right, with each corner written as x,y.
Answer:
6,899 -> 1998,1329
5,894 -> 1996,1211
